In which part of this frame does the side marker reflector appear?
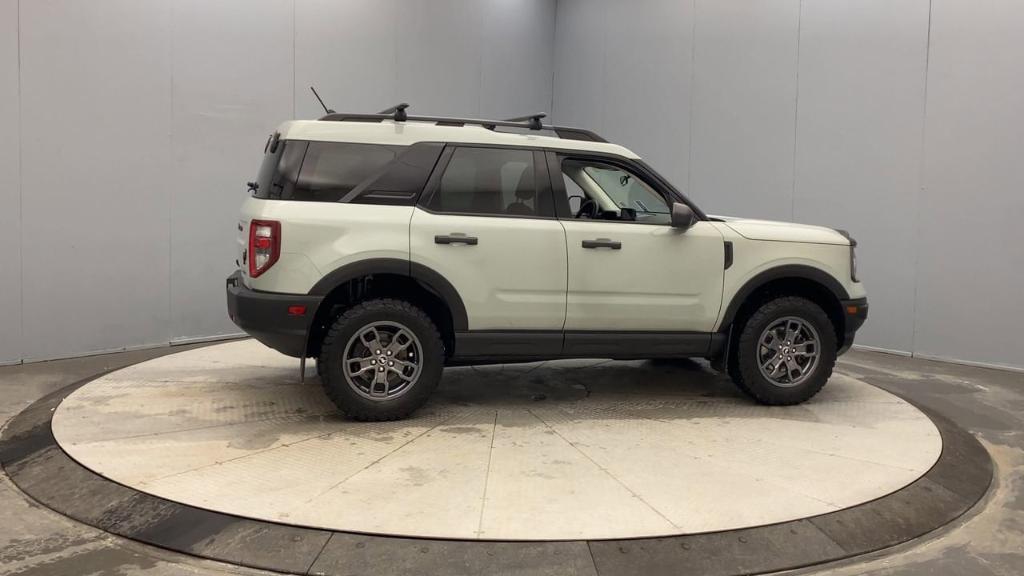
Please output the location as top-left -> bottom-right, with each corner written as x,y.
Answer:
288,305 -> 307,316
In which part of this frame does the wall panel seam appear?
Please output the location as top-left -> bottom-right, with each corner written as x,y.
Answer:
909,0 -> 934,357
789,0 -> 803,221
15,0 -> 23,364
549,0 -> 557,120
167,0 -> 175,349
685,0 -> 697,196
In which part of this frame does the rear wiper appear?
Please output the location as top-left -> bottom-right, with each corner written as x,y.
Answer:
246,181 -> 259,193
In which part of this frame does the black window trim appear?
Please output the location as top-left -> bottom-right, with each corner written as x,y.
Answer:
416,143 -> 559,221
546,150 -> 707,224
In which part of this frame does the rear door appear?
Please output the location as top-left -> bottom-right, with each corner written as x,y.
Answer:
410,146 -> 568,338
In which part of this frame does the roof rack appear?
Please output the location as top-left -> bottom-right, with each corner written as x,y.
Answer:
318,104 -> 607,143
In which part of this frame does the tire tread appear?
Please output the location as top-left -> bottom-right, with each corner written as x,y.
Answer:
730,296 -> 836,406
318,298 -> 443,421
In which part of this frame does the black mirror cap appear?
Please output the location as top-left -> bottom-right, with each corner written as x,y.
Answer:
671,202 -> 697,230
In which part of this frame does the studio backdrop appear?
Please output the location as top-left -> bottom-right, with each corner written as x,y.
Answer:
1,0 -> 1021,371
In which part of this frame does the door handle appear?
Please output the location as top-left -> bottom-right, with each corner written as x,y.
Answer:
582,238 -> 621,250
435,234 -> 478,246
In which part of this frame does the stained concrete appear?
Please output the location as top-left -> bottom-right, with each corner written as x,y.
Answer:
0,344 -> 1022,575
50,340 -> 941,541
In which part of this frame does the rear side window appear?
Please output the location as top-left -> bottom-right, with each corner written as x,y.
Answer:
252,140 -> 407,202
427,147 -> 551,217
293,142 -> 404,202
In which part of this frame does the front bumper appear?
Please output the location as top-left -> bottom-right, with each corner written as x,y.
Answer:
226,271 -> 323,358
838,297 -> 869,354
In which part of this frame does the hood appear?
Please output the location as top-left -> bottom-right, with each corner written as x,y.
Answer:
711,215 -> 851,246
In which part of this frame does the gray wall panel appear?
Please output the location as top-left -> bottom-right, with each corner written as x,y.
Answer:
19,0 -> 173,361
480,0 -> 556,119
793,0 -> 930,352
169,0 -> 295,342
9,0 -> 557,363
552,0 -> 607,133
914,0 -> 1024,369
602,0 -> 693,189
688,0 -> 800,218
294,0 -> 399,119
554,0 -> 1023,369
395,0 -> 483,117
0,0 -> 20,363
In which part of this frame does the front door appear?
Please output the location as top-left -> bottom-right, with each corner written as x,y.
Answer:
551,153 -> 725,338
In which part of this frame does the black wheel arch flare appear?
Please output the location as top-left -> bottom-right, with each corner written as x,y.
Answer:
305,258 -> 469,356
719,264 -> 850,332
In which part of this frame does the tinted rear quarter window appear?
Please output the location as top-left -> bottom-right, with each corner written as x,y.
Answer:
252,140 -> 407,202
293,142 -> 404,202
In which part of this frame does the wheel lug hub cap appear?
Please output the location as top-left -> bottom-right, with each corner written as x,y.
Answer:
343,321 -> 424,401
757,317 -> 820,388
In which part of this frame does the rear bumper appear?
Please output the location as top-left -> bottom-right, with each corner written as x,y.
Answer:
226,271 -> 322,358
838,297 -> 869,355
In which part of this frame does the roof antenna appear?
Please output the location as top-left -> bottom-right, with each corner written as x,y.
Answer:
379,103 -> 410,122
505,113 -> 547,131
310,86 -> 334,114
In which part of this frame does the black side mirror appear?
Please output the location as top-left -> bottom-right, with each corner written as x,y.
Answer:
671,202 -> 697,230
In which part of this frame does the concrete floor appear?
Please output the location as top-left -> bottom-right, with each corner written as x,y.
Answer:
51,340 -> 942,541
1,345 -> 1022,575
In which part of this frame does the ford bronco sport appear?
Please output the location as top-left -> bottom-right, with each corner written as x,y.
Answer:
226,104 -> 867,421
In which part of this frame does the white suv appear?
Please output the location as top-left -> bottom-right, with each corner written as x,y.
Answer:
226,105 -> 867,421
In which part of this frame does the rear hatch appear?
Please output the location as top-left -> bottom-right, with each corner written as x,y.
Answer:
236,133 -> 286,284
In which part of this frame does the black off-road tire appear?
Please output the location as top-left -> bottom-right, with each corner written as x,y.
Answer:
317,299 -> 444,421
729,296 -> 837,405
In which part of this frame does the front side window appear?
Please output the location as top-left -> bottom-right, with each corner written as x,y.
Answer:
428,147 -> 549,217
561,158 -> 671,224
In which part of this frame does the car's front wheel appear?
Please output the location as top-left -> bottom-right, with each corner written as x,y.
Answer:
729,296 -> 837,405
317,299 -> 444,421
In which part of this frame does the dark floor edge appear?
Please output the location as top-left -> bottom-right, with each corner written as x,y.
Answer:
0,360 -> 994,576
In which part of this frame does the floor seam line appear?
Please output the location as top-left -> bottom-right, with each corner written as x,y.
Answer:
304,532 -> 333,575
628,411 -> 847,510
586,540 -> 602,576
142,426 -> 343,485
805,516 -> 850,554
643,413 -> 931,474
475,409 -> 499,538
298,411 -> 465,505
61,412 -> 331,445
528,407 -> 682,530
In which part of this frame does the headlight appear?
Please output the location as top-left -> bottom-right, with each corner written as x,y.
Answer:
834,229 -> 858,282
850,244 -> 858,282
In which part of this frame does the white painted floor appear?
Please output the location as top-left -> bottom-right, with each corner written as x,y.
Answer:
52,340 -> 942,541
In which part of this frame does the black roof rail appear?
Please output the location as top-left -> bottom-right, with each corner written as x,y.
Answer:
504,113 -> 546,131
317,105 -> 607,143
378,103 -> 409,121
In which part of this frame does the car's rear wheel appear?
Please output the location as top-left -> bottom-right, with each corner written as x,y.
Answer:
317,299 -> 443,421
729,296 -> 837,405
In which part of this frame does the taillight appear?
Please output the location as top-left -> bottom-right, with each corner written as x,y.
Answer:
248,219 -> 280,277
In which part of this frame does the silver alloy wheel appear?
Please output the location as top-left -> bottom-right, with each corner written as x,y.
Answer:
757,316 -> 821,387
342,321 -> 423,401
